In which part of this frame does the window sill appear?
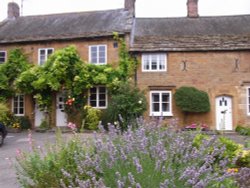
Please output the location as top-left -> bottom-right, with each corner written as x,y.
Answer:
150,113 -> 173,117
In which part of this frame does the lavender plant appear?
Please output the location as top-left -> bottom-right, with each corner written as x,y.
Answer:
16,121 -> 249,188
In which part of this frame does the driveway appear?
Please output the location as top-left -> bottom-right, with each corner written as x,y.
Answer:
0,131 -> 65,188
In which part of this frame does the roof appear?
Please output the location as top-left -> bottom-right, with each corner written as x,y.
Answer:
0,9 -> 133,44
131,15 -> 250,51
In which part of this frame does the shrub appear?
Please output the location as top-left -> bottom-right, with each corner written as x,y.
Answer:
174,86 -> 210,113
16,130 -> 88,187
107,82 -> 147,130
235,125 -> 250,136
15,116 -> 32,130
83,105 -> 101,130
16,122 -> 241,188
0,102 -> 10,124
218,137 -> 243,162
236,150 -> 250,168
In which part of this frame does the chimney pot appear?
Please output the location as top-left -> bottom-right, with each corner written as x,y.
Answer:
8,2 -> 20,20
125,0 -> 136,16
187,0 -> 199,18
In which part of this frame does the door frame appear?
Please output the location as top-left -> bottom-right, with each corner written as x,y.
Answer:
215,95 -> 233,130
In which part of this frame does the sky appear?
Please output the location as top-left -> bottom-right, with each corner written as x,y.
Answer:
0,0 -> 250,21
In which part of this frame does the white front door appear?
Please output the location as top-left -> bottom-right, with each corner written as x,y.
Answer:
216,96 -> 233,130
56,93 -> 67,127
34,103 -> 45,127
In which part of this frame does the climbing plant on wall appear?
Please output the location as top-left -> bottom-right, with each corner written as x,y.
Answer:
0,48 -> 31,102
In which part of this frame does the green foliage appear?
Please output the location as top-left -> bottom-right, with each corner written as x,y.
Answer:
16,131 -> 88,187
15,116 -> 32,130
0,48 -> 31,100
192,133 -> 209,148
106,82 -> 147,130
83,106 -> 101,130
114,32 -> 138,81
0,102 -> 9,123
235,125 -> 250,136
218,137 -> 243,161
174,86 -> 210,113
236,150 -> 250,167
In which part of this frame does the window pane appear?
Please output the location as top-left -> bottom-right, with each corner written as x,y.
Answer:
90,87 -> 97,93
90,94 -> 97,101
151,55 -> 157,70
99,46 -> 105,51
159,55 -> 165,70
40,50 -> 45,55
152,93 -> 159,102
153,103 -> 160,112
142,55 -> 149,70
99,100 -> 106,107
99,58 -> 105,64
48,49 -> 53,55
90,101 -> 97,107
99,87 -> 106,93
162,93 -> 169,102
162,103 -> 169,112
0,52 -> 5,63
99,94 -> 106,100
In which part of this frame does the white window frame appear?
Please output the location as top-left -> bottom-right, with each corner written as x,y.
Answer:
247,87 -> 250,115
38,48 -> 54,65
88,45 -> 107,65
12,94 -> 25,116
150,91 -> 172,116
142,53 -> 167,72
89,86 -> 108,109
0,51 -> 7,64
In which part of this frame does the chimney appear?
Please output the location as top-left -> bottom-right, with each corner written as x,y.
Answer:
8,2 -> 20,20
125,0 -> 136,16
187,0 -> 199,18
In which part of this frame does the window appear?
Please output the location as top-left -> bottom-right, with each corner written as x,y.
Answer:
142,53 -> 167,72
247,87 -> 250,115
38,48 -> 54,65
0,51 -> 6,64
89,86 -> 107,108
13,94 -> 25,116
89,45 -> 107,65
150,91 -> 172,116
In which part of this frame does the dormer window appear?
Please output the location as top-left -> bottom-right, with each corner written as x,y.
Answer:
38,48 -> 54,65
89,45 -> 107,65
142,53 -> 167,72
0,51 -> 7,64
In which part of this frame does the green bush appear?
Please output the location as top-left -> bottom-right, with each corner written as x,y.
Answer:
236,150 -> 250,167
218,137 -> 243,161
107,82 -> 147,130
174,86 -> 210,113
15,116 -> 32,130
235,125 -> 250,136
0,102 -> 9,123
83,106 -> 101,130
16,131 -> 88,187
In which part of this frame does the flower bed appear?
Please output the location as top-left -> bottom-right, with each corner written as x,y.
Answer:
15,122 -> 250,188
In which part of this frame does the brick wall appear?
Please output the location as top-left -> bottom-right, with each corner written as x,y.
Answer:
0,36 -> 121,127
136,51 -> 250,129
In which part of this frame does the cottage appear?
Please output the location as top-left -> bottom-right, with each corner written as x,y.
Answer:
0,1 -> 133,128
131,0 -> 250,130
0,0 -> 250,130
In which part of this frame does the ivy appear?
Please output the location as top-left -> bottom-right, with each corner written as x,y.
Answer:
0,48 -> 31,101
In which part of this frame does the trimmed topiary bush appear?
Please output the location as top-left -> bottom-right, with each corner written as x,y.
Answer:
174,86 -> 210,113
